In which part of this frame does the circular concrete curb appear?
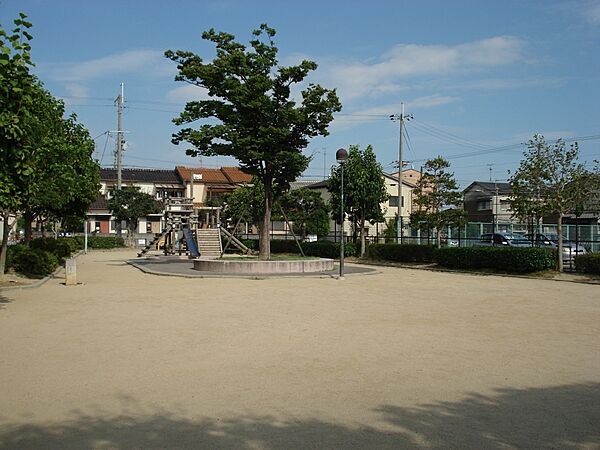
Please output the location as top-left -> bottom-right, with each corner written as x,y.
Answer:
128,258 -> 379,279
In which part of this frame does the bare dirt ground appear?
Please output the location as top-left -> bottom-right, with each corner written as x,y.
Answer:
0,249 -> 598,449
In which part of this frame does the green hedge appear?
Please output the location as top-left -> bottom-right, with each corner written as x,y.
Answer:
574,253 -> 600,274
434,247 -> 556,273
364,243 -> 556,274
9,246 -> 59,277
61,236 -> 125,249
30,237 -> 72,262
367,243 -> 436,263
302,241 -> 357,258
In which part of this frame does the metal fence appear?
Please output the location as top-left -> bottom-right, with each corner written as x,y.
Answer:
369,222 -> 600,253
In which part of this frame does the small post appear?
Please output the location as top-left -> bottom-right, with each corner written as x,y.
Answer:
65,258 -> 77,286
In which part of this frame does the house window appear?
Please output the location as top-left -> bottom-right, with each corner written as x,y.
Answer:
388,196 -> 404,207
477,200 -> 492,211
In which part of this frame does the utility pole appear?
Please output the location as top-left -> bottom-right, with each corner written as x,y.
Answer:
390,103 -> 412,243
116,82 -> 124,190
115,83 -> 124,237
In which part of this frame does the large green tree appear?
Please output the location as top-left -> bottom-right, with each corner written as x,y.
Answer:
409,156 -> 465,248
108,187 -> 160,247
165,24 -> 341,259
0,13 -> 35,274
508,134 -> 551,231
17,82 -> 100,243
328,145 -> 389,256
510,135 -> 598,271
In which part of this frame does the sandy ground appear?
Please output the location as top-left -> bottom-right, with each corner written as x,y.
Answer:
0,249 -> 598,449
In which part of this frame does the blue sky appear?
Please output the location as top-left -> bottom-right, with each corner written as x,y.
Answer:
2,0 -> 599,187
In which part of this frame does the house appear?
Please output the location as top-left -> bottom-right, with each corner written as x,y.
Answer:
88,168 -> 184,235
88,166 -> 254,237
462,181 -> 515,224
175,166 -> 252,207
305,172 -> 416,239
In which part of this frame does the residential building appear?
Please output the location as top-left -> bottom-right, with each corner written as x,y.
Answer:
306,173 -> 416,239
463,181 -> 514,225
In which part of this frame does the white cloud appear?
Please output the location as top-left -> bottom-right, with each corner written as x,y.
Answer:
407,95 -> 460,109
44,49 -> 174,82
64,83 -> 89,99
585,1 -> 600,24
325,36 -> 524,103
165,84 -> 211,103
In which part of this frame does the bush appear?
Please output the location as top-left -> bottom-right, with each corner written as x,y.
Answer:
366,243 -> 436,263
30,237 -> 72,261
434,247 -> 556,273
62,237 -> 85,252
575,253 -> 600,274
65,236 -> 125,249
10,247 -> 59,277
5,244 -> 28,273
270,239 -> 301,254
302,240 -> 357,258
240,239 -> 258,251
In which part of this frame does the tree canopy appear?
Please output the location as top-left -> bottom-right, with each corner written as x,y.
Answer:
509,135 -> 599,271
1,13 -> 99,274
166,24 -> 341,259
280,188 -> 330,239
328,145 -> 389,256
409,156 -> 465,248
108,187 -> 160,246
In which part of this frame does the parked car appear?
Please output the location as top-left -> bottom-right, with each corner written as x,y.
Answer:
523,232 -> 586,262
473,232 -> 531,247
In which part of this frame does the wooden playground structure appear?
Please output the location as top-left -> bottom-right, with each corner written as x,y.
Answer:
138,197 -> 251,258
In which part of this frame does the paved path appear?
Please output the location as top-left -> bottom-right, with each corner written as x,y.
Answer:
1,249 -> 599,449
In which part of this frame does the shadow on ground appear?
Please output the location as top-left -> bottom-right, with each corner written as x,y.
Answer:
0,295 -> 11,310
0,383 -> 598,449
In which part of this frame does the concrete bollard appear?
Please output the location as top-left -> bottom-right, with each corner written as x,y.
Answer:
65,258 -> 77,286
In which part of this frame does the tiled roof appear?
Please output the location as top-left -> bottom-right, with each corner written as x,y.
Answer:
100,168 -> 181,184
290,180 -> 322,190
88,194 -> 109,211
175,166 -> 252,184
464,181 -> 512,195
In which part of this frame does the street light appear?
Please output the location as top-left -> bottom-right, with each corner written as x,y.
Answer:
336,147 -> 348,279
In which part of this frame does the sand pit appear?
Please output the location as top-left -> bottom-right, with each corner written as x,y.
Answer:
0,249 -> 598,449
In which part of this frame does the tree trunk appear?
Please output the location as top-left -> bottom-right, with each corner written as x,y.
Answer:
360,216 -> 366,257
259,185 -> 272,260
557,213 -> 564,272
128,223 -> 136,248
24,210 -> 33,245
435,226 -> 442,249
0,211 -> 10,276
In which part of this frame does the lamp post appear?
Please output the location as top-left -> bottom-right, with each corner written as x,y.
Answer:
336,148 -> 348,279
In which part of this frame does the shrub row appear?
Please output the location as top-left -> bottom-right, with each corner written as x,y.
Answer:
574,253 -> 600,275
239,239 -> 358,258
5,244 -> 59,277
434,247 -> 556,273
366,243 -> 436,263
4,236 -> 125,277
366,243 -> 556,274
62,236 -> 125,249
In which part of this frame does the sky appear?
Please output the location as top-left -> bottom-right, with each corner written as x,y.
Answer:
1,0 -> 599,187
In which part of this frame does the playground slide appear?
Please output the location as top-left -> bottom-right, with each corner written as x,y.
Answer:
182,227 -> 200,257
